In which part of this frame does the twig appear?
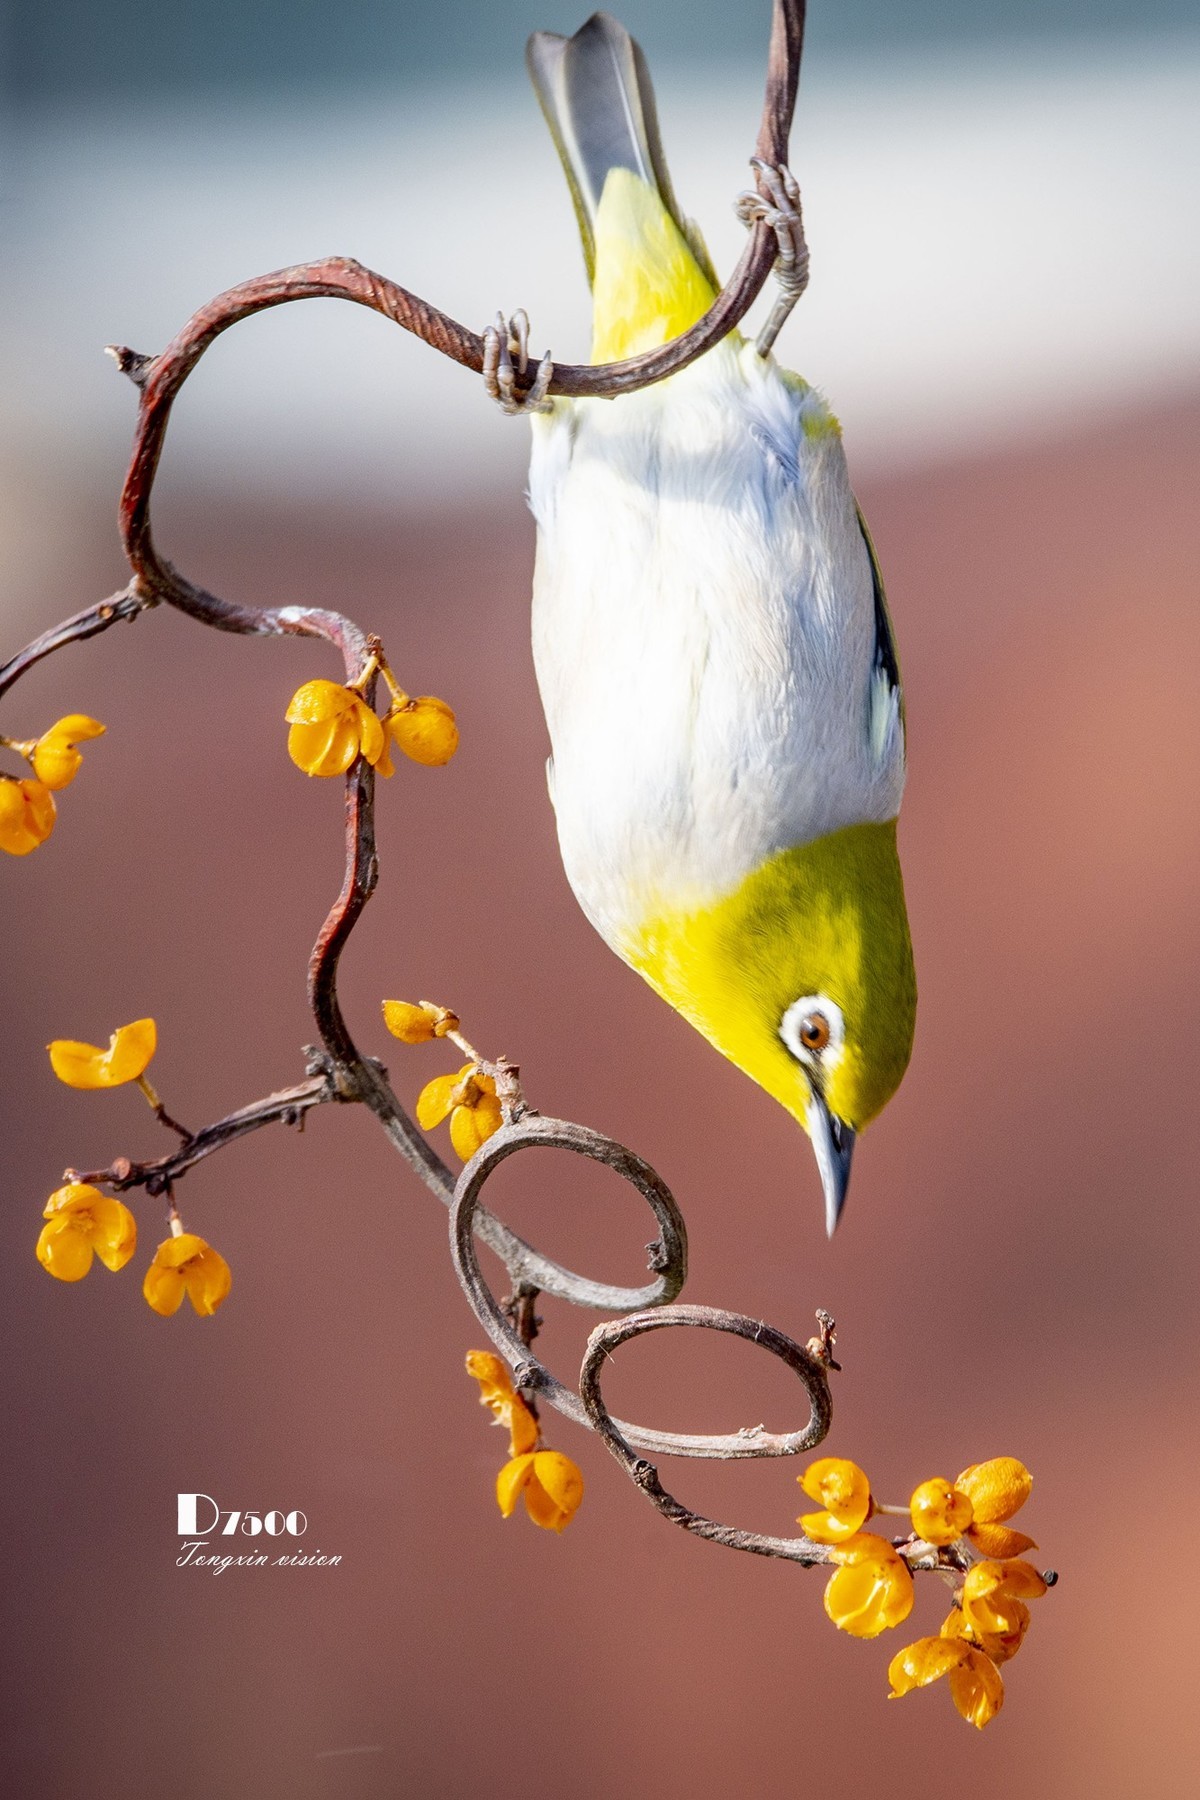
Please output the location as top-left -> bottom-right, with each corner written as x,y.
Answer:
575,1303 -> 833,1469
451,1114 -> 687,1312
505,1285 -> 542,1350
136,1075 -> 193,1141
0,587 -> 153,703
578,1309 -> 973,1577
65,1070 -> 341,1195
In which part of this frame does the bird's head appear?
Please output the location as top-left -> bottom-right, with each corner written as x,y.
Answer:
630,822 -> 916,1235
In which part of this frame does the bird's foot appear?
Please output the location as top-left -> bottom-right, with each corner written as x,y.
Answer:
481,310 -> 554,415
734,158 -> 810,358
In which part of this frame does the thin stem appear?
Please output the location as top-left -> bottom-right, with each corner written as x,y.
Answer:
441,1027 -> 526,1119
66,1070 -> 340,1194
0,588 -> 153,704
136,1075 -> 192,1141
510,1287 -> 541,1350
442,1028 -> 487,1066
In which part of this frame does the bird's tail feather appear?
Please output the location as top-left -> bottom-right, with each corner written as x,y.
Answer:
528,11 -> 718,361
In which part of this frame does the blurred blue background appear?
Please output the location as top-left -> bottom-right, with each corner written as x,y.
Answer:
10,0 -> 1200,94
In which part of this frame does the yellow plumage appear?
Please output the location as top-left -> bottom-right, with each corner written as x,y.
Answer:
590,168 -> 715,362
625,822 -> 915,1135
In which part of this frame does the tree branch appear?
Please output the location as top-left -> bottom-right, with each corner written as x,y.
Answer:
0,587 -> 153,704
66,1069 -> 340,1194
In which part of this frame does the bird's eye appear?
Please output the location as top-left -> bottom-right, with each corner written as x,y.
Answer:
780,995 -> 845,1068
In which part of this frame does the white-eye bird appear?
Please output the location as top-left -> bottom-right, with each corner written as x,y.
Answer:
523,12 -> 916,1234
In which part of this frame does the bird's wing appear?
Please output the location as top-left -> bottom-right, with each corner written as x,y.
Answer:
857,506 -> 906,765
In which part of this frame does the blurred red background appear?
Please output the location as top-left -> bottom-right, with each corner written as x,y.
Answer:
2,384 -> 1197,1796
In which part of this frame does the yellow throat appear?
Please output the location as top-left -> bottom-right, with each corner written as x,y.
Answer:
624,822 -> 917,1135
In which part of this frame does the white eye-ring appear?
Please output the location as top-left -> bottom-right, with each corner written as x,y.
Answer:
780,995 -> 845,1069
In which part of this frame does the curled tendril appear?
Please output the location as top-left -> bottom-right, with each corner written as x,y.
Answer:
451,1114 -> 688,1310
582,1303 -> 834,1468
579,1306 -> 834,1554
452,1127 -> 831,1464
450,1116 -> 741,1457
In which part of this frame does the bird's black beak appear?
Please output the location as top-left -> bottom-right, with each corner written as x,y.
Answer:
806,1090 -> 856,1237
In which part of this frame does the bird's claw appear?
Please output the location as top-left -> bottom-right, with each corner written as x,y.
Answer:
736,159 -> 809,298
482,310 -> 555,415
735,159 -> 810,357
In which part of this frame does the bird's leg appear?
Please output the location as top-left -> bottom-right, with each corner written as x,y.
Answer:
481,309 -> 555,415
735,158 -> 810,358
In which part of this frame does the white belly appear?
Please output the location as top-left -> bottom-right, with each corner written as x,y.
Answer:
528,337 -> 905,947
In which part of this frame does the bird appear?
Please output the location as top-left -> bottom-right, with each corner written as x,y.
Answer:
520,11 -> 916,1235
